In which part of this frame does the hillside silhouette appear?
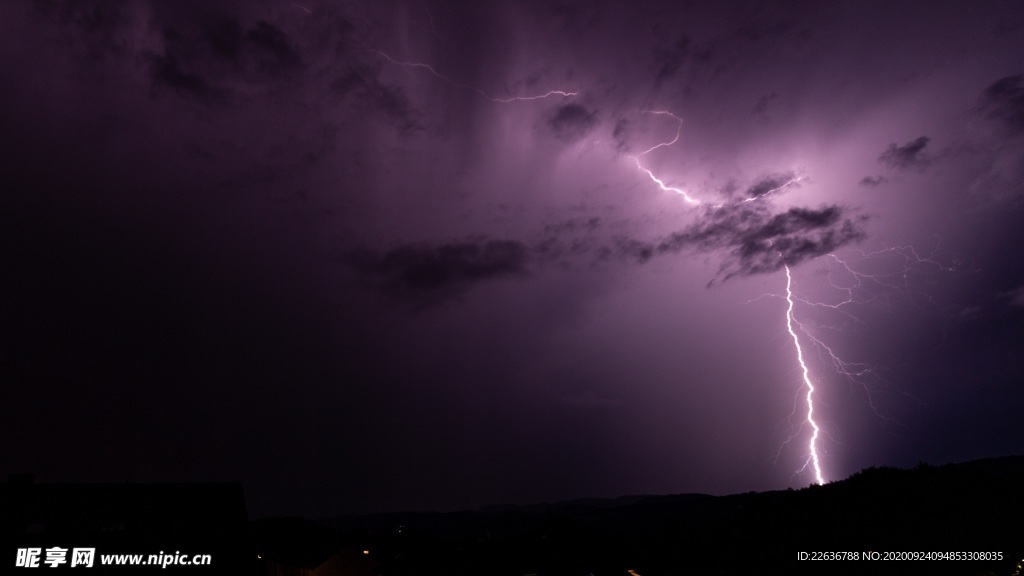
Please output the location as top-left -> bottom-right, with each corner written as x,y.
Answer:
312,456 -> 1024,575
5,457 -> 1020,575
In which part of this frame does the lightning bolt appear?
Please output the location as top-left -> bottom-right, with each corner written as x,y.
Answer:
349,9 -> 966,491
784,264 -> 826,485
626,109 -> 826,483
762,242 -> 964,483
626,111 -> 835,484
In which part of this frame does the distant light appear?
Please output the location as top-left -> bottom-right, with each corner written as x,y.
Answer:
362,550 -> 369,555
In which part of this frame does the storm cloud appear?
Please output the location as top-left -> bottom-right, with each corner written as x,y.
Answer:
978,74 -> 1024,134
742,172 -> 799,200
347,239 -> 529,302
347,199 -> 867,295
146,13 -> 304,103
859,175 -> 887,187
330,63 -> 421,132
675,205 -> 867,281
653,34 -> 690,84
547,103 -> 599,142
878,136 -> 932,170
607,203 -> 868,283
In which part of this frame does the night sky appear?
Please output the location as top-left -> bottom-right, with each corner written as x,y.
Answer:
3,0 -> 1023,518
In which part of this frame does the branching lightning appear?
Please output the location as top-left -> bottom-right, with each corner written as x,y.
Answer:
364,47 -> 578,103
631,110 -> 701,205
817,246 -> 962,314
754,242 -> 964,484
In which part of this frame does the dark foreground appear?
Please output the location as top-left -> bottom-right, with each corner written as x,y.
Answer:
4,457 -> 1023,575
313,456 -> 1024,576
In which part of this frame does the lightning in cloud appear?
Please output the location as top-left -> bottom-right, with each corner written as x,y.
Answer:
364,47 -> 578,103
625,112 -> 808,208
740,174 -> 803,203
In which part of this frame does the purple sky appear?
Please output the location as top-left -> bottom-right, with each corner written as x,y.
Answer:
3,0 -> 1023,518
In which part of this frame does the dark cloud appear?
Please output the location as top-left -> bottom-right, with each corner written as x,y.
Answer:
653,35 -> 690,84
542,217 -> 602,236
204,18 -> 303,77
343,201 -> 864,298
331,64 -> 421,132
33,0 -> 128,58
146,12 -> 304,103
25,3 -> 307,105
532,218 -> 603,264
743,172 -> 799,200
878,136 -> 931,170
1003,285 -> 1024,309
718,180 -> 740,198
547,103 -> 598,142
46,1 -> 121,32
977,74 -> 1024,134
680,205 -> 868,282
752,92 -> 778,116
533,236 -> 600,266
149,51 -> 218,99
737,18 -> 797,43
347,239 -> 528,302
859,175 -> 887,187
611,204 -> 867,283
605,236 -> 651,264
611,118 -> 634,152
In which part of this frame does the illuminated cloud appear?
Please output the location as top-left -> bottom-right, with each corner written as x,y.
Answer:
607,203 -> 868,283
661,204 -> 868,283
742,172 -> 800,200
